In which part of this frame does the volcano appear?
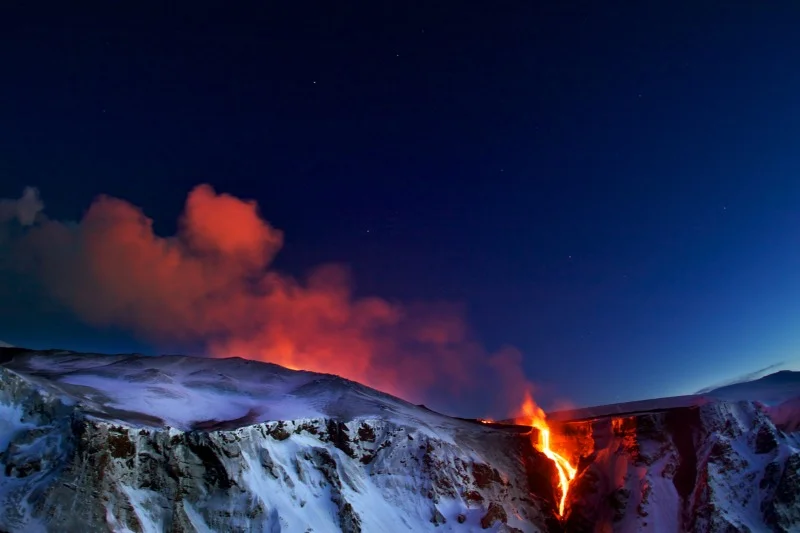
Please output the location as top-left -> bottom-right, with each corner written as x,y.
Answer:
1,347 -> 800,532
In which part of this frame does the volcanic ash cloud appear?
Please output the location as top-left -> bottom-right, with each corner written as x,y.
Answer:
0,184 -> 534,416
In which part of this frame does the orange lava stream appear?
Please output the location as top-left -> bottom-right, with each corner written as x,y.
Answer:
522,392 -> 577,517
535,426 -> 577,516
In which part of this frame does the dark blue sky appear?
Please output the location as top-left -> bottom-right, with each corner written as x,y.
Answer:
2,2 -> 800,409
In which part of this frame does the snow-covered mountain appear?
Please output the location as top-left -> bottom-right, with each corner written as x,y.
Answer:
705,370 -> 800,405
0,347 -> 559,533
1,347 -> 800,532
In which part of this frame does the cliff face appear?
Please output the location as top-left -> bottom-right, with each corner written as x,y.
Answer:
0,349 -> 561,533
560,402 -> 800,533
2,348 -> 800,533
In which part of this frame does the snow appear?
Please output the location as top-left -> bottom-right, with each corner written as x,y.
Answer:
0,403 -> 34,452
104,506 -> 137,533
705,370 -> 800,405
547,371 -> 800,427
703,370 -> 800,431
767,397 -> 800,432
0,380 -> 59,533
548,394 -> 712,422
181,502 -> 214,533
4,352 -> 463,433
118,485 -> 167,533
0,349 -> 553,532
4,348 -> 800,532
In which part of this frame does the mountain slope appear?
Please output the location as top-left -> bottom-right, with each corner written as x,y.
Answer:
705,370 -> 800,405
3,347 -> 800,532
0,348 -> 560,533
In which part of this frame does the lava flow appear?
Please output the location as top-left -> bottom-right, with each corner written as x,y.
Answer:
522,392 -> 577,517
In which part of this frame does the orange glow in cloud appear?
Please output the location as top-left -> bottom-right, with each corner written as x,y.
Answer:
10,184 -> 533,415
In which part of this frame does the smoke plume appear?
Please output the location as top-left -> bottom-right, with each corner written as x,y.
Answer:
1,185 -> 532,416
0,187 -> 43,226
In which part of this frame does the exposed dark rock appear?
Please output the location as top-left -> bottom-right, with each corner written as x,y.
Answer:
325,419 -> 355,457
515,432 -> 559,512
183,435 -> 232,489
359,453 -> 374,465
339,502 -> 362,533
472,463 -> 502,488
665,407 -> 701,500
464,490 -> 484,504
755,425 -> 778,454
294,421 -> 319,435
480,502 -> 507,529
709,439 -> 734,463
5,352 -> 800,532
763,453 -> 800,531
107,430 -> 135,459
268,421 -> 291,441
637,479 -> 652,517
608,487 -> 631,522
357,423 -> 376,442
761,461 -> 782,490
431,507 -> 446,525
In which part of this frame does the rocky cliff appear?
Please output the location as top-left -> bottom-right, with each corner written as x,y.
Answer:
1,347 -> 799,532
559,401 -> 800,532
0,348 -> 560,532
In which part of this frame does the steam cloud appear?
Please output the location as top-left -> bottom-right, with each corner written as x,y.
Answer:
1,185 -> 532,416
0,187 -> 43,226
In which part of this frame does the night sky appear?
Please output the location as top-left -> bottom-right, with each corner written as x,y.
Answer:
2,2 -> 800,413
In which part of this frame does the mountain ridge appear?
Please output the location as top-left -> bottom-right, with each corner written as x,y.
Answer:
0,347 -> 561,532
2,347 -> 800,532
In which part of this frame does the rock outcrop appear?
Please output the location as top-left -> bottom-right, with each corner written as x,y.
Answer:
0,349 -> 560,532
561,401 -> 800,532
2,347 -> 800,532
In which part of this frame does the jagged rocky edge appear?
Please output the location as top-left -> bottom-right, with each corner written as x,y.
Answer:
689,401 -> 800,532
562,399 -> 800,532
0,365 -> 78,532
0,366 -> 561,533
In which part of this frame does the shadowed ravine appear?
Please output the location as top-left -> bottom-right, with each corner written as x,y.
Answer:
535,403 -> 800,532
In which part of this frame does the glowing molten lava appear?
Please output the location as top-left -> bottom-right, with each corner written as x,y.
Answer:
522,392 -> 576,517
